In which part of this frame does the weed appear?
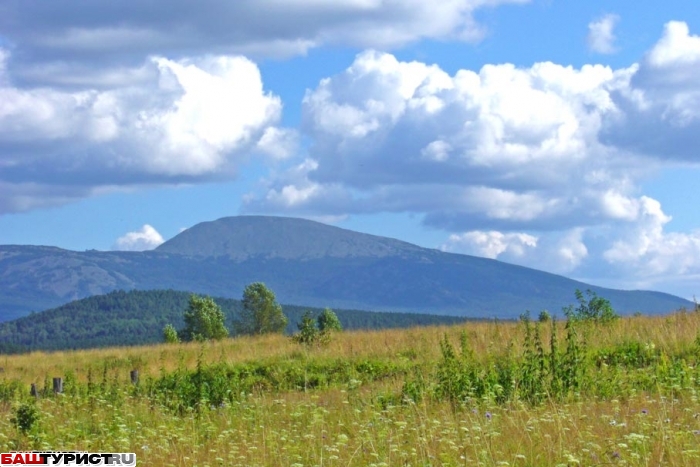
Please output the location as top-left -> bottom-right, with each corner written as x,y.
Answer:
11,402 -> 39,435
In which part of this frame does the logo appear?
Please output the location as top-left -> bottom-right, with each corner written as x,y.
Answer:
0,453 -> 136,466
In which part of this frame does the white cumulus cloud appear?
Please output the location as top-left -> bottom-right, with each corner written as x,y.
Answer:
441,231 -> 538,258
442,228 -> 588,274
603,197 -> 700,277
246,48 -> 630,231
0,51 -> 285,214
113,224 -> 165,251
243,21 -> 700,292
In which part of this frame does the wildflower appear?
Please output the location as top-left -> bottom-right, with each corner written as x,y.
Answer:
485,412 -> 492,420
641,409 -> 648,415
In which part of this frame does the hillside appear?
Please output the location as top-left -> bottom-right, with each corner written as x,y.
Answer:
0,216 -> 692,321
0,289 -> 474,353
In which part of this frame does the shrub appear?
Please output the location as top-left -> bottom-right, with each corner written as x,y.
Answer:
564,289 -> 618,324
163,323 -> 180,344
318,308 -> 342,332
293,309 -> 341,347
293,311 -> 320,346
11,402 -> 40,435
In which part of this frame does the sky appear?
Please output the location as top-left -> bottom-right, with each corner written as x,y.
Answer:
0,0 -> 699,299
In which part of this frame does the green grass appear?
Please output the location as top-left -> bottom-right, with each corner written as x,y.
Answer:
2,310 -> 700,466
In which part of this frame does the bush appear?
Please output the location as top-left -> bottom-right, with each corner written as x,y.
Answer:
318,308 -> 342,332
293,309 -> 342,346
11,402 -> 40,435
564,289 -> 618,324
293,311 -> 319,346
163,324 -> 180,344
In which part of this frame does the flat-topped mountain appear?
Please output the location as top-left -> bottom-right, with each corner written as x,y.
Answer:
155,216 -> 425,260
0,216 -> 692,322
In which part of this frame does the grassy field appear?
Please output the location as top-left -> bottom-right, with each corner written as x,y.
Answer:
2,310 -> 700,466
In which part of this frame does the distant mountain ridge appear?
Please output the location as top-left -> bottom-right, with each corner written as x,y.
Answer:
156,215 -> 425,260
0,215 -> 692,321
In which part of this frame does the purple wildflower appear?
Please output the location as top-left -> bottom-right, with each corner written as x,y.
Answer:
485,411 -> 492,420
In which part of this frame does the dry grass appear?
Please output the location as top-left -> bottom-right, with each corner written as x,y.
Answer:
3,311 -> 699,385
2,310 -> 700,466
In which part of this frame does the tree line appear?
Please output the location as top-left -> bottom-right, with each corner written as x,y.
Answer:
0,287 -> 475,354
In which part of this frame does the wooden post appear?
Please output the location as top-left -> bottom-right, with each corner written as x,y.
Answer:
30,383 -> 39,398
53,377 -> 63,394
130,370 -> 139,385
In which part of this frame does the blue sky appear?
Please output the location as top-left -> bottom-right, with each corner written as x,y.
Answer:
0,0 -> 699,299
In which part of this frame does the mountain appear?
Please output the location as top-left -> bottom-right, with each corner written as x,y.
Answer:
0,289 -> 475,353
156,216 -> 425,260
0,215 -> 692,322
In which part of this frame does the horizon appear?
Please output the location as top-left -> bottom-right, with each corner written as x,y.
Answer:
0,1 -> 699,300
0,213 -> 691,301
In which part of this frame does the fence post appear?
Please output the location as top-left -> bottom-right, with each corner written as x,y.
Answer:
30,383 -> 39,398
53,377 -> 63,394
130,370 -> 139,385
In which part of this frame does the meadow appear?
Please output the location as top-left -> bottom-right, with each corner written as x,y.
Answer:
2,308 -> 700,466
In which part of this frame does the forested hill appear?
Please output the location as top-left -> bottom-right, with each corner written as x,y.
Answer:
0,289 -> 476,354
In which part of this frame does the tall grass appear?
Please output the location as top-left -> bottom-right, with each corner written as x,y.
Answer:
1,310 -> 700,466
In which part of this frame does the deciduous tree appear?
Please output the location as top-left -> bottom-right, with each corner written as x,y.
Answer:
180,295 -> 229,341
236,282 -> 288,335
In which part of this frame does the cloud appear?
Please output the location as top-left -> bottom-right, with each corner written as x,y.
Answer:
441,231 -> 538,258
441,228 -> 588,274
0,51 -> 285,214
0,0 -> 532,215
603,197 -> 700,277
112,224 -> 164,251
601,22 -> 700,160
246,48 -> 631,230
0,181 -> 96,214
645,21 -> 700,68
243,21 -> 700,290
0,0 -> 531,66
587,14 -> 620,54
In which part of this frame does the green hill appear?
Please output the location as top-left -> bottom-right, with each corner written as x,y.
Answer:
0,289 -> 476,353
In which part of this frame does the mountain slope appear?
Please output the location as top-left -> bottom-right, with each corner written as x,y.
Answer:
0,216 -> 692,321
